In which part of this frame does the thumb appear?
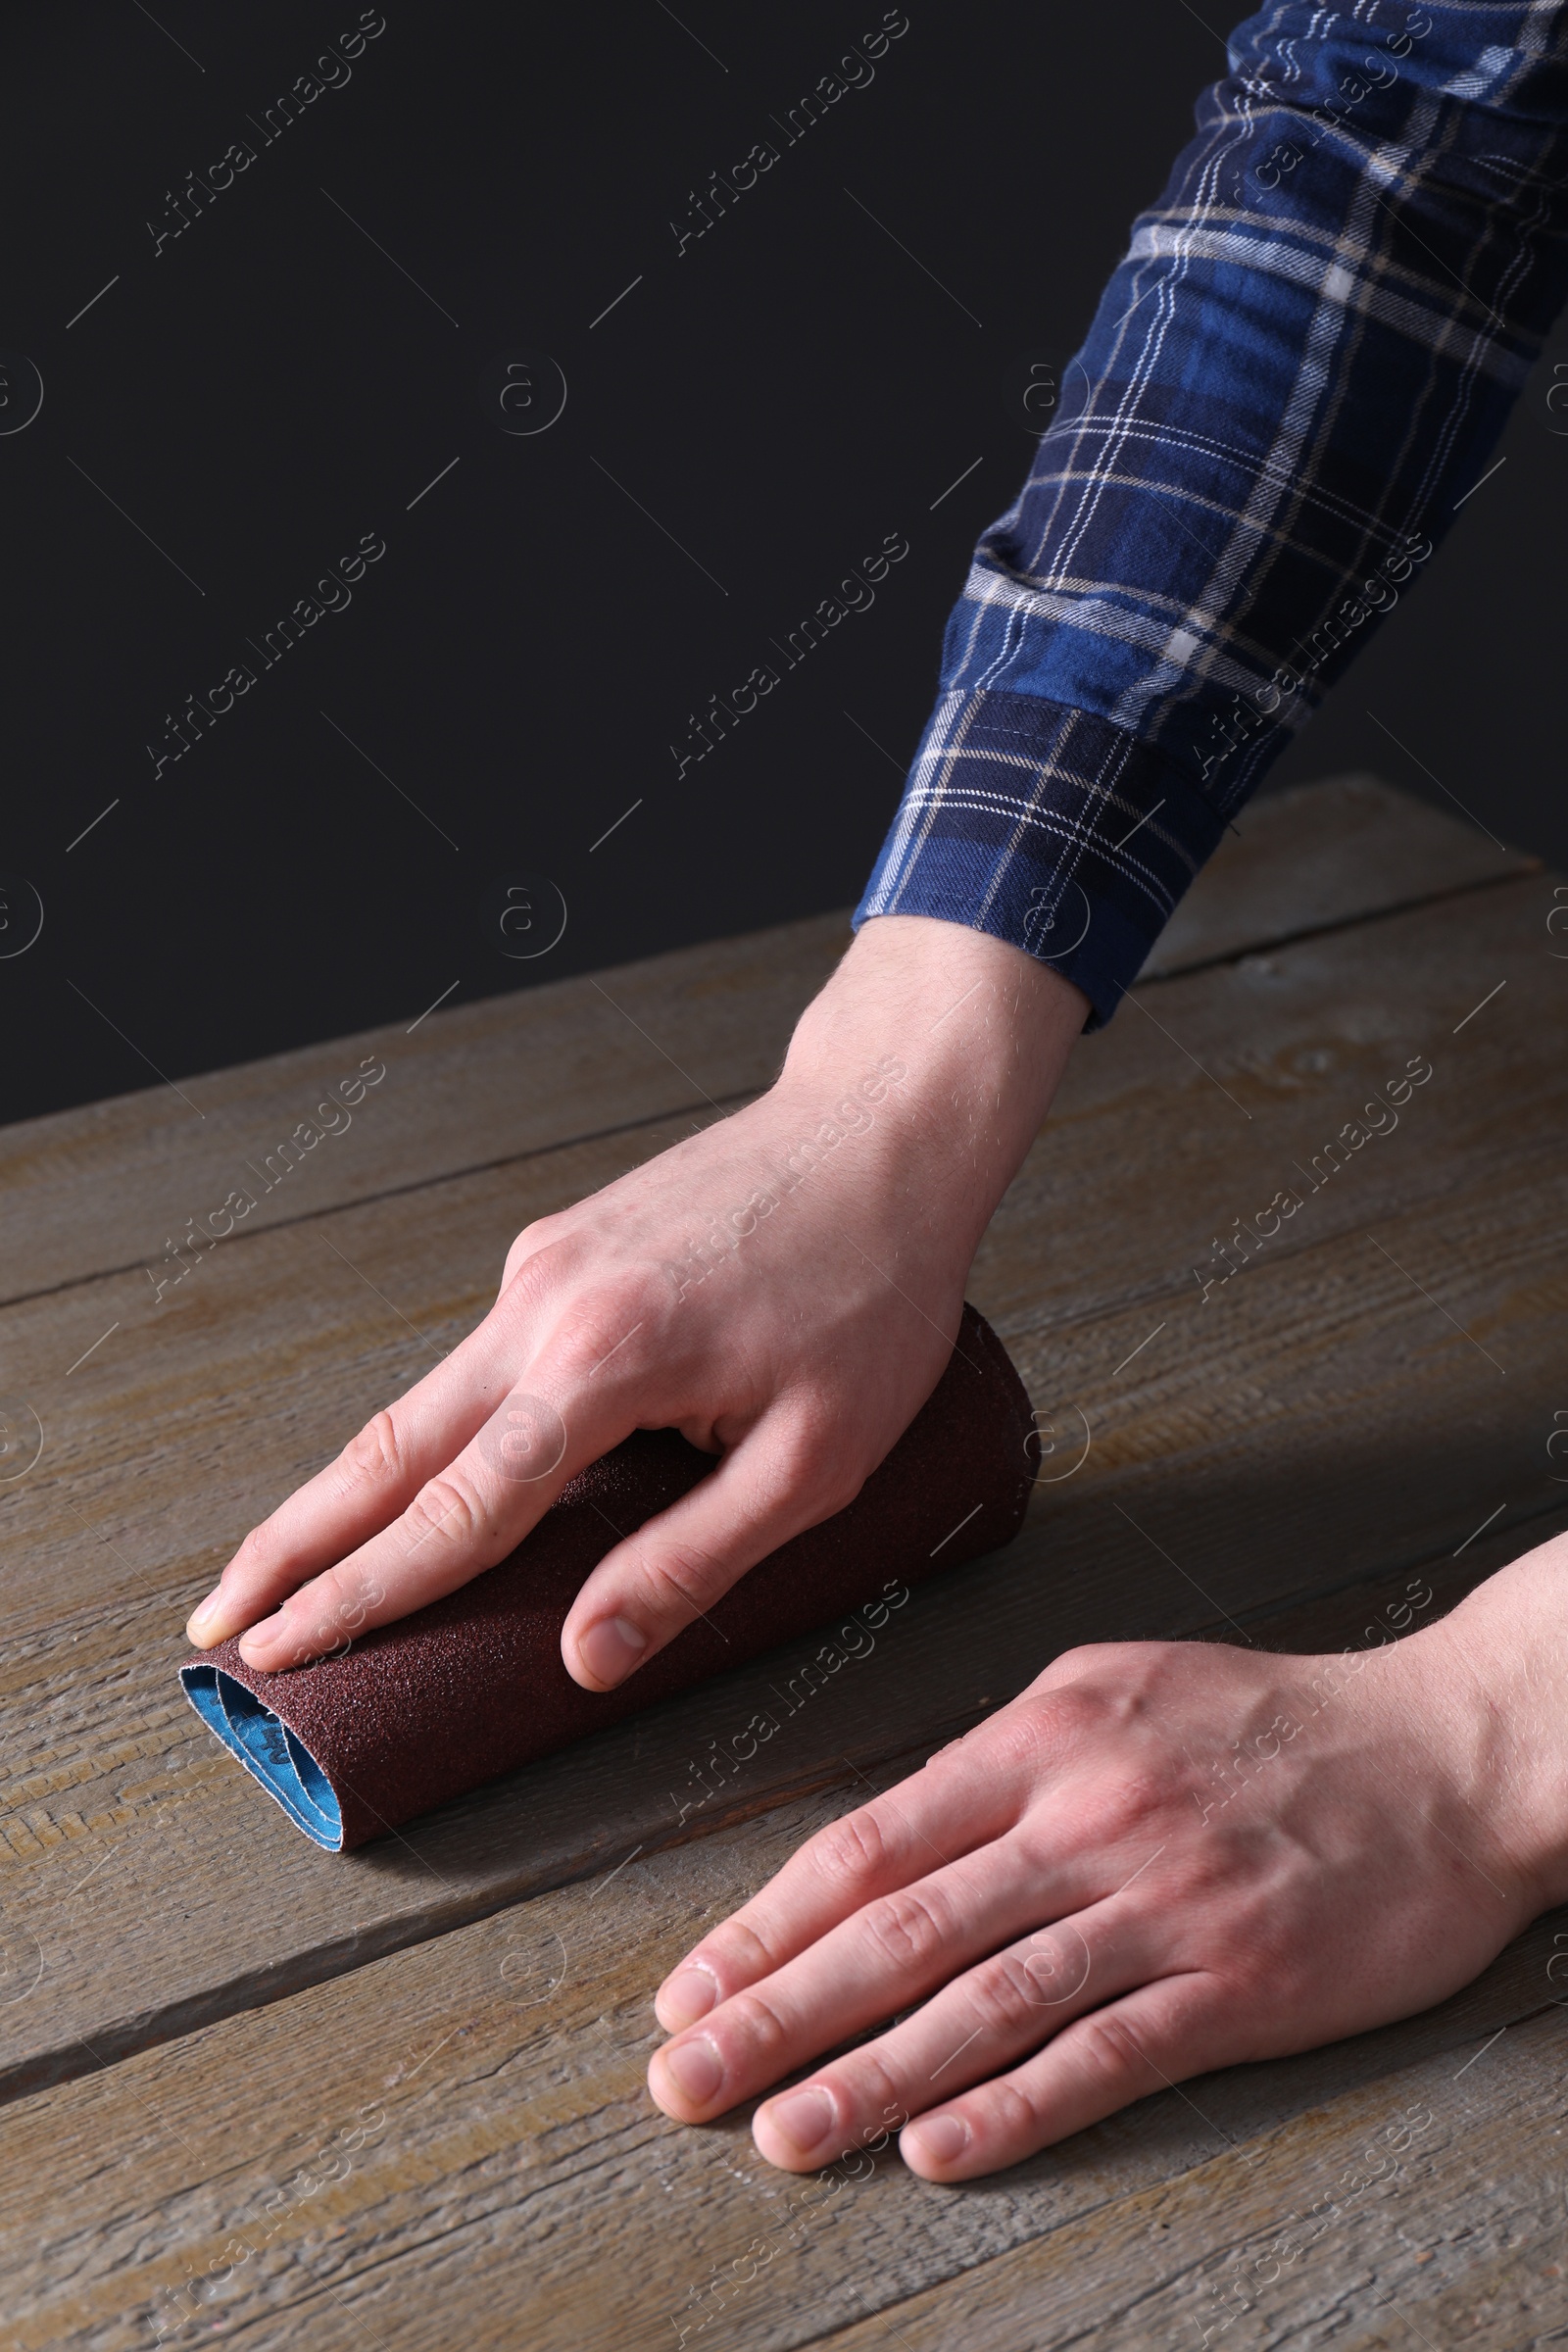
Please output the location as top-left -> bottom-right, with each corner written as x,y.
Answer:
561,1414 -> 863,1690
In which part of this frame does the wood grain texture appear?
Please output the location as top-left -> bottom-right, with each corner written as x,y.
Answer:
0,862 -> 1563,2106
0,912 -> 852,1306
1,1744 -> 1562,2352
1,779 -> 1565,2348
815,2006 -> 1568,2352
0,777 -> 1527,1310
1140,769 -> 1536,978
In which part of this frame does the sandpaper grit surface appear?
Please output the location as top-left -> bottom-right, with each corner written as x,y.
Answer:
181,1302 -> 1038,1848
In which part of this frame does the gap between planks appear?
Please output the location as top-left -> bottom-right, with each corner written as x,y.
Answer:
3,804 -> 1560,2117
3,858 -> 1537,1322
1,1495 -> 1561,2117
3,1146 -> 1564,2095
0,771 -> 1534,1315
2,1769 -> 1563,2352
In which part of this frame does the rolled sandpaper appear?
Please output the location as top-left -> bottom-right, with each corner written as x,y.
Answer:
181,1302 -> 1037,1849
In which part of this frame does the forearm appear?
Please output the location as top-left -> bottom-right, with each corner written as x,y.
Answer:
858,5 -> 1568,1026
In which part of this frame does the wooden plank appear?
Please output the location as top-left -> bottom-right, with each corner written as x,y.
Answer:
1140,768 -> 1536,979
1,1742 -> 1562,2352
0,1300 -> 1556,2120
0,777 -> 1529,1308
982,856 -> 1564,1341
10,859 -> 1563,1647
0,911 -> 852,1306
814,2009 -> 1568,2352
0,870 -> 1563,2103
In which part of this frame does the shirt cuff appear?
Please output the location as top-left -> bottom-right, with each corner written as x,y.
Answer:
852,685 -> 1227,1028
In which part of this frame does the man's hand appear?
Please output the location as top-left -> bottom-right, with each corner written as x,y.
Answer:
647,1543 -> 1568,2180
183,915 -> 1086,1689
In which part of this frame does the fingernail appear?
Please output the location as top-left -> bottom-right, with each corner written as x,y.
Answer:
661,2035 -> 723,2107
577,1615 -> 648,1688
906,2113 -> 969,2166
659,1966 -> 717,2028
762,2086 -> 834,2157
185,1590 -> 225,1644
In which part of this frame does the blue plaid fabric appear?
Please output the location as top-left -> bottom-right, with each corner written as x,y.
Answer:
855,2 -> 1568,1024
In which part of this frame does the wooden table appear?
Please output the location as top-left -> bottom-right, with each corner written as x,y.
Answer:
2,773 -> 1565,2351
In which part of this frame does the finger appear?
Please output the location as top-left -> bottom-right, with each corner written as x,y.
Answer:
899,1971 -> 1235,2180
748,1901 -> 1156,2172
561,1408 -> 868,1691
654,1713 -> 1053,2029
233,1372 -> 621,1670
649,1842 -> 1123,2133
186,1323 -> 515,1646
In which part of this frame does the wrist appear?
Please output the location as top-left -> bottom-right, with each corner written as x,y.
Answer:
779,915 -> 1087,1251
1405,1536 -> 1568,1915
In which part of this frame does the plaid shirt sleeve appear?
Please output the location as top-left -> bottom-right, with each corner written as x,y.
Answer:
854,2 -> 1568,1025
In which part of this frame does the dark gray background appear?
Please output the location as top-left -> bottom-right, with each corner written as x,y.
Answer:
2,1 -> 1562,1124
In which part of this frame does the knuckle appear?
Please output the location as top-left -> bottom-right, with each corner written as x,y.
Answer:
634,1540 -> 727,1619
318,1581 -> 361,1643
333,1565 -> 386,1627
753,1437 -> 863,1527
769,1409 -> 862,1508
229,1523 -> 274,1575
403,1473 -> 484,1550
1038,1641 -> 1174,1702
337,1409 -> 404,1495
981,1689 -> 1097,1778
496,1233 -> 577,1325
970,1953 -> 1052,2034
605,1264 -> 680,1329
538,1273 -> 674,1386
722,1985 -> 790,2068
979,2072 -> 1040,2142
698,1916 -> 778,1984
1097,1768 -> 1172,1842
1068,2009 -> 1146,2096
830,2048 -> 903,2141
1042,1642 -> 1109,1686
1024,1773 -> 1166,1868
1036,1683 -> 1104,1739
858,1886 -> 950,1976
501,1216 -> 561,1286
1051,1640 -> 1139,1678
284,1570 -> 352,1653
310,1565 -> 348,1613
811,1807 -> 894,1896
